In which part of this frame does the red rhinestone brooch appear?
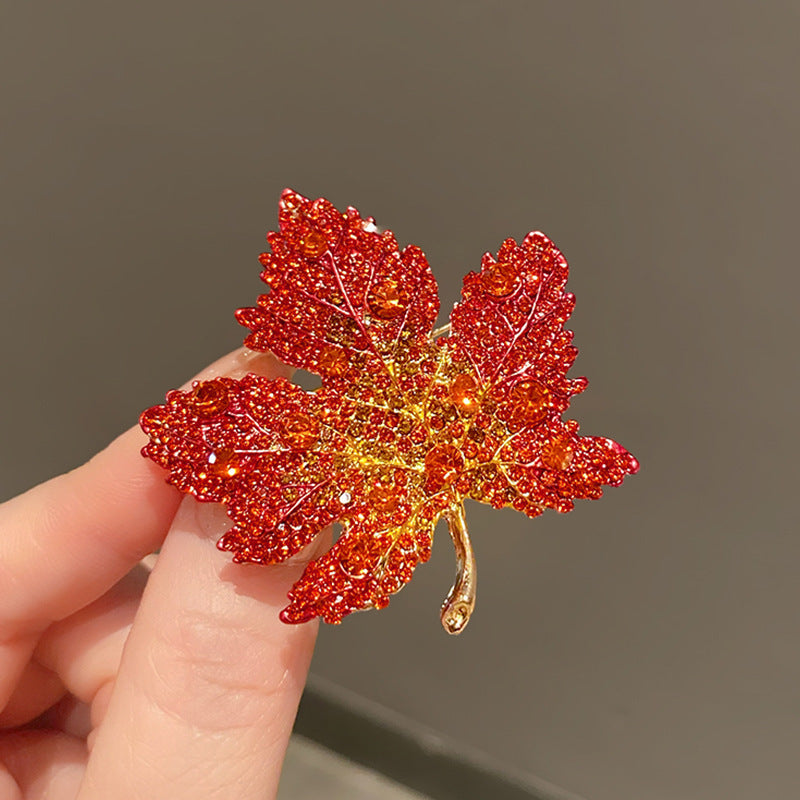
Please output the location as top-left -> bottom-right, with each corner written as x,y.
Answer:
141,189 -> 638,634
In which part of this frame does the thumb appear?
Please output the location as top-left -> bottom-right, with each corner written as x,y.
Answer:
77,497 -> 327,800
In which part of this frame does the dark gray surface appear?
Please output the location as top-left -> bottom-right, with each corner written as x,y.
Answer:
294,677 -> 583,800
280,736 -> 434,800
2,4 -> 798,799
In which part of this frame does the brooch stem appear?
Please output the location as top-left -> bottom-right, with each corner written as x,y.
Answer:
441,503 -> 476,634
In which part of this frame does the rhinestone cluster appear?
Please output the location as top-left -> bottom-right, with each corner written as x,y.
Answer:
140,189 -> 638,631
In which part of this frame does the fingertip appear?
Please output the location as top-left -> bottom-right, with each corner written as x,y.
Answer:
80,497 -> 319,800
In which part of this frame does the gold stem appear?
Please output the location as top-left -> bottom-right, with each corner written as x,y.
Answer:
432,323 -> 451,338
441,503 -> 476,634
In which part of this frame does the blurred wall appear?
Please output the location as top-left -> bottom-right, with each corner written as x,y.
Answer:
2,3 -> 798,799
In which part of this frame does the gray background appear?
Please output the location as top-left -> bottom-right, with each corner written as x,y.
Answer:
2,3 -> 798,799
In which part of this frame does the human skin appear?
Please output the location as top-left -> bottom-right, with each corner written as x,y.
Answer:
0,348 -> 323,800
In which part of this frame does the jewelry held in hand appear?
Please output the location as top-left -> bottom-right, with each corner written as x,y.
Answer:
141,189 -> 639,634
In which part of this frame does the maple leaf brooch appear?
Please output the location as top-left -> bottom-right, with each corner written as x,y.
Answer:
140,189 -> 639,634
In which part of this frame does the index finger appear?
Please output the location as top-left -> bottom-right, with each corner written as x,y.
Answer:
0,348 -> 290,634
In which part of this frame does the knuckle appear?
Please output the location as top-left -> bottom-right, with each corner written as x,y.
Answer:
145,608 -> 295,731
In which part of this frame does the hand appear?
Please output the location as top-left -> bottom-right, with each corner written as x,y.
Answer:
0,349 -> 322,800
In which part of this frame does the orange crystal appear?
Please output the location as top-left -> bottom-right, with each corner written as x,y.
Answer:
449,373 -> 479,414
480,261 -> 517,297
341,538 -> 380,578
191,380 -> 229,417
367,279 -> 405,319
318,344 -> 348,376
301,229 -> 328,258
424,444 -> 464,490
207,447 -> 240,478
508,380 -> 549,428
280,411 -> 321,449
540,437 -> 574,470
369,484 -> 398,513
